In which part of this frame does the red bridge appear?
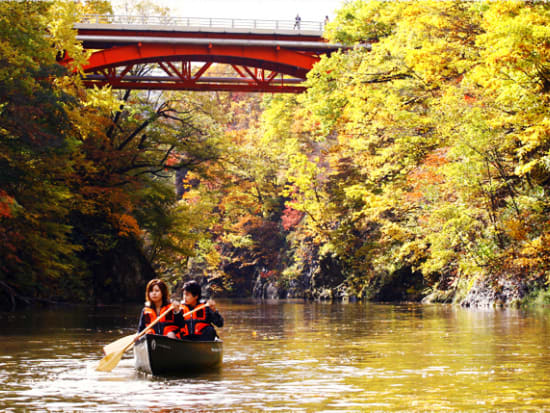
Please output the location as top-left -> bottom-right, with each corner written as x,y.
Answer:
71,15 -> 344,93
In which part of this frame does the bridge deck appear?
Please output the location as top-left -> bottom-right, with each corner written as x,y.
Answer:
75,23 -> 323,40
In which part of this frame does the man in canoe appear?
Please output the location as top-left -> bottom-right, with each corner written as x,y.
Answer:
173,280 -> 224,341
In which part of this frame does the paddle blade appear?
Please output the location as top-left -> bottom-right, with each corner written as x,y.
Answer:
95,346 -> 129,372
103,334 -> 136,355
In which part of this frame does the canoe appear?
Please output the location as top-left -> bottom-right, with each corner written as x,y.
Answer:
134,334 -> 223,375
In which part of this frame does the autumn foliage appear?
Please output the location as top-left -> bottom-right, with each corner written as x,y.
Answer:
3,1 -> 550,308
0,1 -> 224,308
248,1 -> 550,302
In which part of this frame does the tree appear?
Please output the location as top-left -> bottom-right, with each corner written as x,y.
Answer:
0,1 -> 90,308
256,1 -> 550,301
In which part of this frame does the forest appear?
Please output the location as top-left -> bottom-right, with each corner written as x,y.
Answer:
1,0 -> 550,310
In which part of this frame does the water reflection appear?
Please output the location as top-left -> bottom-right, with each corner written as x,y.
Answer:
1,301 -> 550,411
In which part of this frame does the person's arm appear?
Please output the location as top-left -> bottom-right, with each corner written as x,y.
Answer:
171,301 -> 186,328
137,308 -> 148,333
206,305 -> 224,328
159,302 -> 181,336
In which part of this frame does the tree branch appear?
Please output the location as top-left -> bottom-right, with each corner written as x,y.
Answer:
117,117 -> 154,151
107,89 -> 131,140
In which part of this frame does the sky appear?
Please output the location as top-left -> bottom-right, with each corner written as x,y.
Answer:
113,0 -> 347,23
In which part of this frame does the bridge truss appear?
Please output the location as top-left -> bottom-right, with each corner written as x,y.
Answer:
67,15 -> 343,93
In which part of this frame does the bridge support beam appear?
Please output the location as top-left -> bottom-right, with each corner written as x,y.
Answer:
78,42 -> 317,93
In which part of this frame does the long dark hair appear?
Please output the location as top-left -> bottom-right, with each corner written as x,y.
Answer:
144,278 -> 170,307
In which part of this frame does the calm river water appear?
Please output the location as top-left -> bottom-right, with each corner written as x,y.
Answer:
1,300 -> 550,411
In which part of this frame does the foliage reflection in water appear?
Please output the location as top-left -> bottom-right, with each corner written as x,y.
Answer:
1,301 -> 550,411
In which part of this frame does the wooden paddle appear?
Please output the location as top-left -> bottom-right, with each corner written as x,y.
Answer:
95,303 -> 208,372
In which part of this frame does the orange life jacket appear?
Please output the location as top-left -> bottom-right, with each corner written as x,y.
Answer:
178,304 -> 211,338
142,305 -> 177,335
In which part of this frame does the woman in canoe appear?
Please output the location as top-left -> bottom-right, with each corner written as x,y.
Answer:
137,278 -> 180,337
175,280 -> 223,341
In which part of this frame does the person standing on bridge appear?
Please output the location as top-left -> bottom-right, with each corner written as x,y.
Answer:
294,14 -> 301,30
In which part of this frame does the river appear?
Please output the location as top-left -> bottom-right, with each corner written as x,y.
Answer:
1,300 -> 550,411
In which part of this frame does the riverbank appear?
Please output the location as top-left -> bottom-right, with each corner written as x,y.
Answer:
249,263 -> 550,309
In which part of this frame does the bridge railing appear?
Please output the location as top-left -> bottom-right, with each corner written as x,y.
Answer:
79,14 -> 325,32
